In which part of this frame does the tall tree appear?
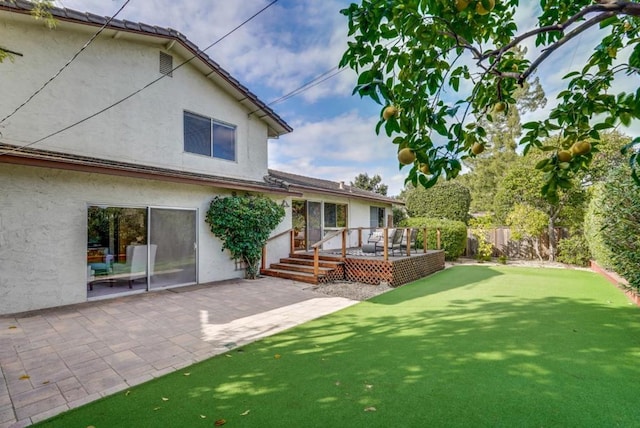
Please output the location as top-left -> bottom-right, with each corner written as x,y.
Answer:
340,1 -> 640,202
461,73 -> 546,212
494,151 -> 586,260
351,173 -> 389,195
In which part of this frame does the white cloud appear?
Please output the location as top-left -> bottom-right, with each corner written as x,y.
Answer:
269,110 -> 408,195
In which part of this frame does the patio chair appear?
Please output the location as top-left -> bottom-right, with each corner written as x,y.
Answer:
400,228 -> 418,254
389,228 -> 405,256
362,229 -> 384,254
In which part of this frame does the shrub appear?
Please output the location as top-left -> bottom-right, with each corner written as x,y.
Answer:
469,215 -> 494,262
557,235 -> 591,266
206,194 -> 285,279
392,206 -> 407,226
405,182 -> 471,224
583,183 -> 615,269
584,166 -> 640,289
400,217 -> 467,260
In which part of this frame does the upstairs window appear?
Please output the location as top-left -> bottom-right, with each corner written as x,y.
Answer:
183,111 -> 236,161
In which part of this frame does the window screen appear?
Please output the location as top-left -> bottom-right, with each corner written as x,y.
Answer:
183,111 -> 236,160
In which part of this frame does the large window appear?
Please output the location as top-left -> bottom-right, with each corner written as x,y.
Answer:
324,203 -> 347,228
184,111 -> 236,161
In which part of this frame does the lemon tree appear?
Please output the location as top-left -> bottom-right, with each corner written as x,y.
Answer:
340,0 -> 640,202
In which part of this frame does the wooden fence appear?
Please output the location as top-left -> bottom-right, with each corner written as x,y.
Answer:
465,227 -> 568,259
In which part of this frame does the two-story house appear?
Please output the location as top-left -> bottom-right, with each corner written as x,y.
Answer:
0,2 -> 401,315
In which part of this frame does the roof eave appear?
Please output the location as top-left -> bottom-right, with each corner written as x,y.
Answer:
286,184 -> 403,205
0,146 -> 301,196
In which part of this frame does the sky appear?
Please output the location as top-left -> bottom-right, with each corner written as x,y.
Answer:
57,0 -> 639,196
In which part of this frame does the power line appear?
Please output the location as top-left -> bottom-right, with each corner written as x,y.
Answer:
267,66 -> 343,106
0,0 -> 278,156
0,0 -> 132,126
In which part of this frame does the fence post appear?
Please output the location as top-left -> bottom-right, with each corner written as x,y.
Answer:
261,246 -> 267,270
342,228 -> 347,258
313,247 -> 319,277
423,228 -> 427,253
437,229 -> 441,250
290,229 -> 295,254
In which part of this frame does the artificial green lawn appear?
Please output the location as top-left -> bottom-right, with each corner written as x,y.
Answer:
37,266 -> 640,427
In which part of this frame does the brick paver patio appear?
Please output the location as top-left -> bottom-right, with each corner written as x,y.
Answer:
0,278 -> 356,427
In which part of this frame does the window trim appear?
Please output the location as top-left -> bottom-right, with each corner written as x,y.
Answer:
324,202 -> 348,228
370,206 -> 386,228
183,110 -> 237,162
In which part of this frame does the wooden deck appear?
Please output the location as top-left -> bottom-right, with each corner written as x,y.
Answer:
291,249 -> 445,287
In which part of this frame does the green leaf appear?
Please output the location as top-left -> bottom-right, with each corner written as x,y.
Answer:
535,159 -> 550,170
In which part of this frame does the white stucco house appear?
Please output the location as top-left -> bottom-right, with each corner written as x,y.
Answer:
0,2 -> 399,315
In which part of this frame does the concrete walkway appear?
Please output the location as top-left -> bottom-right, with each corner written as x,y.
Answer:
0,277 -> 357,427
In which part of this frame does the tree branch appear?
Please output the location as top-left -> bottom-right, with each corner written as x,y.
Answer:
485,3 -> 604,60
0,47 -> 23,56
520,12 -> 615,83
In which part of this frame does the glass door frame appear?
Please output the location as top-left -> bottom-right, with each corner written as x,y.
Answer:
148,206 -> 198,289
87,204 -> 198,299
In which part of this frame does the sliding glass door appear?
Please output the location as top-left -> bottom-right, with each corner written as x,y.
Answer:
149,208 -> 197,289
87,205 -> 197,298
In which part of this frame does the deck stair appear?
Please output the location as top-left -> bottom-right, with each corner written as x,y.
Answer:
260,253 -> 344,284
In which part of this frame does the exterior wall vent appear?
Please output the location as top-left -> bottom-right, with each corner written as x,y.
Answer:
159,51 -> 173,77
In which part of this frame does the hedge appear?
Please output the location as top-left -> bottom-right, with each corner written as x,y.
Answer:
584,166 -> 640,289
399,217 -> 467,260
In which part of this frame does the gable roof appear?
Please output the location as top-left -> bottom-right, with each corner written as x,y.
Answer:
267,169 -> 402,205
0,0 -> 292,138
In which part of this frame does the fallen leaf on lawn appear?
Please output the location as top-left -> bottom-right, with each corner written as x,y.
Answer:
240,410 -> 250,416
183,372 -> 191,376
153,407 -> 161,411
19,375 -> 30,380
274,354 -> 281,359
225,354 -> 232,358
42,380 -> 50,385
8,325 -> 17,329
364,406 -> 377,412
161,397 -> 169,401
86,425 -> 96,428
200,415 -> 206,419
214,418 -> 226,426
335,381 -> 341,386
125,390 -> 131,396
365,384 -> 373,390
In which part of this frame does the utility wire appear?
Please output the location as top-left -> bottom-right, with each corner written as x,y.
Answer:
267,66 -> 344,106
0,0 -> 132,126
0,0 -> 278,156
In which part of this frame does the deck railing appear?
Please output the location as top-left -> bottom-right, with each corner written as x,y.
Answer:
261,228 -> 295,271
261,226 -> 441,276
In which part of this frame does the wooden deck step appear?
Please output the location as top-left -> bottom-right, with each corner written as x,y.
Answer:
279,257 -> 343,269
269,262 -> 334,275
289,253 -> 344,262
259,268 -> 320,284
261,255 -> 344,284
